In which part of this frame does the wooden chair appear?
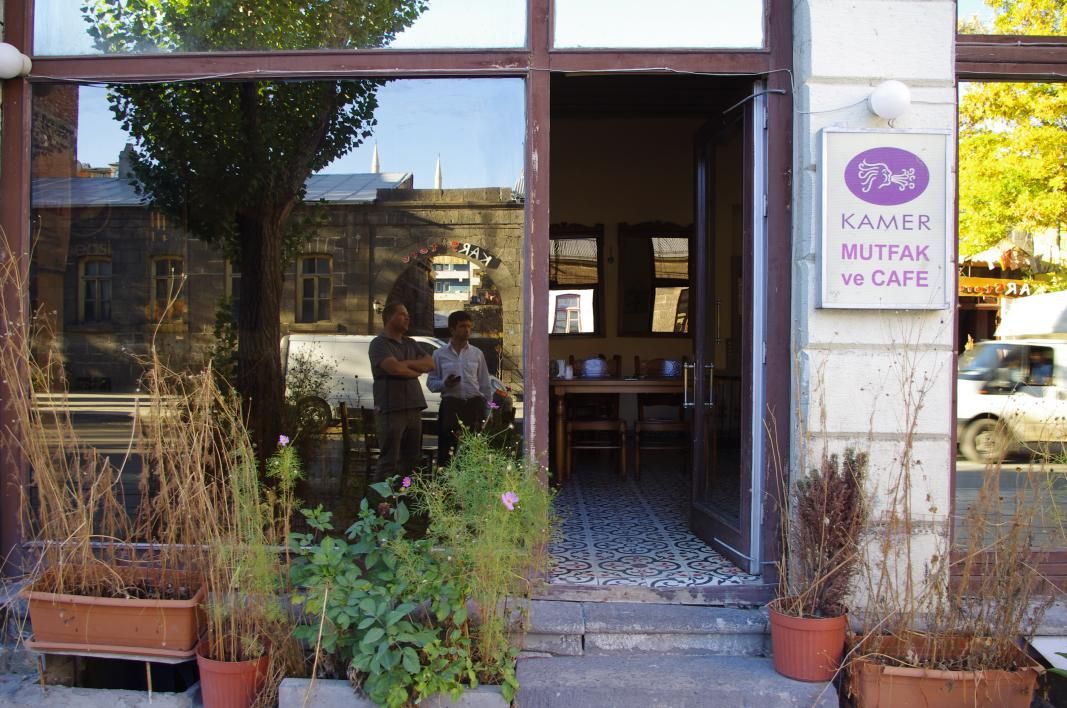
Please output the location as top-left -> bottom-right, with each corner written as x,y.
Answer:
633,356 -> 689,478
566,355 -> 628,478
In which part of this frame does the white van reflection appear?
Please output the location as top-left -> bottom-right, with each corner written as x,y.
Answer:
957,339 -> 1067,463
281,334 -> 518,430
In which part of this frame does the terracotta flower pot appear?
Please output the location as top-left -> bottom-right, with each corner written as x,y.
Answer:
768,598 -> 847,682
196,640 -> 270,708
849,633 -> 1044,708
23,567 -> 205,659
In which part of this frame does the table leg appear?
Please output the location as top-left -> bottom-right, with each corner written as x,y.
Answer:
554,393 -> 567,486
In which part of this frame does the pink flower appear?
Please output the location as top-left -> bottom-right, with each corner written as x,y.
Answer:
402,476 -> 412,489
278,435 -> 290,447
488,401 -> 500,410
501,491 -> 519,511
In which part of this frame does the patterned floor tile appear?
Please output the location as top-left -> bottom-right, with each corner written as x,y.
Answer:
548,465 -> 761,587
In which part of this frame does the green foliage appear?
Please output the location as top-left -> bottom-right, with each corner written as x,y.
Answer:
209,297 -> 238,390
412,434 -> 555,689
289,481 -> 475,707
959,3 -> 1067,258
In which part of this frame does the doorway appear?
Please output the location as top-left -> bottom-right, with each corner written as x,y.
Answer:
546,74 -> 768,593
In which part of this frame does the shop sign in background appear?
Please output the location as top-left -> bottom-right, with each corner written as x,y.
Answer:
820,129 -> 951,309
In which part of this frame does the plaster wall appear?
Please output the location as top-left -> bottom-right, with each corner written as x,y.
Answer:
791,0 -> 957,525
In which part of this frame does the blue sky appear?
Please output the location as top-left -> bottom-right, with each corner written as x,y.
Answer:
958,0 -> 994,26
77,79 -> 525,190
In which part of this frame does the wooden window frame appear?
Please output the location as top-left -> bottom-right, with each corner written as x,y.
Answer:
954,31 -> 1067,589
296,255 -> 332,324
617,221 -> 693,338
77,256 -> 112,324
549,223 -> 604,338
149,255 -> 185,323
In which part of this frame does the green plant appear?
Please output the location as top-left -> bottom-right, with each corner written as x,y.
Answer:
289,480 -> 476,707
283,347 -> 337,438
412,432 -> 555,688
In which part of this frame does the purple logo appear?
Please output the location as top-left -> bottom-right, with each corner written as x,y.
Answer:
844,147 -> 929,206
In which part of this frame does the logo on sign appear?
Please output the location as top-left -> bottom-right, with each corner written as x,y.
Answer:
844,147 -> 929,206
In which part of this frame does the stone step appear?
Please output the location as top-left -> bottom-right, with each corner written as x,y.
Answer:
515,655 -> 838,708
521,600 -> 769,657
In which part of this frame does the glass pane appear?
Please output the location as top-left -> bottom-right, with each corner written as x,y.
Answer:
958,0 -> 1067,36
548,289 -> 594,334
956,79 -> 1067,560
555,0 -> 763,48
35,0 -> 525,55
652,237 -> 688,280
652,286 -> 688,333
550,238 -> 598,286
30,78 -> 524,530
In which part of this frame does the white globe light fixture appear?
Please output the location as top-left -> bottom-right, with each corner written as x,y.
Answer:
868,80 -> 911,121
0,42 -> 31,79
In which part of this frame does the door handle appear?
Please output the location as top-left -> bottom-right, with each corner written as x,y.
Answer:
705,363 -> 715,408
683,362 -> 694,408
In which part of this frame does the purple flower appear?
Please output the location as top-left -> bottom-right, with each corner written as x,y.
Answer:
278,435 -> 290,447
488,401 -> 500,410
402,476 -> 412,489
501,491 -> 519,511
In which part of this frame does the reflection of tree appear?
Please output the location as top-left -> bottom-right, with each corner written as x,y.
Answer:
959,2 -> 1067,260
82,0 -> 426,464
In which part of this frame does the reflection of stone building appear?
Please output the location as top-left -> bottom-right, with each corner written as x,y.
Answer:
31,174 -> 523,391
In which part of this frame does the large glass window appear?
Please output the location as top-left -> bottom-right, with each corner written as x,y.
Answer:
35,0 -> 525,55
29,77 -> 525,527
958,0 -> 1066,36
554,0 -> 763,48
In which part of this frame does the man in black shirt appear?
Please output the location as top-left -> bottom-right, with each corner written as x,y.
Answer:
368,302 -> 434,483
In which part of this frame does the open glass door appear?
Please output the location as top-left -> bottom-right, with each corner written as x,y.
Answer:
690,91 -> 758,573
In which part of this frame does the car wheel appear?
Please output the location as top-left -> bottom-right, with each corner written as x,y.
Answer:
297,395 -> 332,433
961,418 -> 1012,464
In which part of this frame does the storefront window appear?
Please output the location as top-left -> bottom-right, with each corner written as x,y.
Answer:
554,0 -> 763,48
29,77 -> 525,525
34,0 -> 525,55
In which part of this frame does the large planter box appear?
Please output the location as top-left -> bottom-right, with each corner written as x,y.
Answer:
23,568 -> 205,659
849,634 -> 1044,708
278,678 -> 508,708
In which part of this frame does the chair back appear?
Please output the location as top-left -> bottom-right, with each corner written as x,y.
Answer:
569,354 -> 622,379
635,356 -> 687,421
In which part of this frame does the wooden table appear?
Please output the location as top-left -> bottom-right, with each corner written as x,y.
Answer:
551,377 -> 684,485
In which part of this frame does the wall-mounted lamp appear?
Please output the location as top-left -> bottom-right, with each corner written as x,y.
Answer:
867,80 -> 911,121
0,43 -> 31,79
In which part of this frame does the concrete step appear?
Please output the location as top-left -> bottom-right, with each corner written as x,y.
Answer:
515,655 -> 838,708
521,600 -> 769,657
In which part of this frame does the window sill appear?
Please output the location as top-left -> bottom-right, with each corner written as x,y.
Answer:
289,322 -> 342,334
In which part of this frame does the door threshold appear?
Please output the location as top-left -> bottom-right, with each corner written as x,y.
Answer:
535,581 -> 773,607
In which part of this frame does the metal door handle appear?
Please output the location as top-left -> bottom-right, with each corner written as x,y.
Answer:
705,363 -> 715,408
683,362 -> 694,408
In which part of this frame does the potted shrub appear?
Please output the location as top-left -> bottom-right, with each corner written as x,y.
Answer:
769,447 -> 869,682
288,430 -> 554,707
848,452 -> 1053,707
197,430 -> 300,708
0,255 -> 214,658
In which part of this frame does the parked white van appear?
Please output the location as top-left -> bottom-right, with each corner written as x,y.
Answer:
957,338 -> 1067,462
281,334 -> 515,428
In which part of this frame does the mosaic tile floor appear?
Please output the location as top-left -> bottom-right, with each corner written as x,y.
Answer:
549,464 -> 761,588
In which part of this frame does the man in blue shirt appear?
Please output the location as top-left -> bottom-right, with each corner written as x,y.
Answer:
368,302 -> 435,483
427,310 -> 494,466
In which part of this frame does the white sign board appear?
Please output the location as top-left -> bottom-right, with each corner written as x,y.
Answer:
820,128 -> 951,309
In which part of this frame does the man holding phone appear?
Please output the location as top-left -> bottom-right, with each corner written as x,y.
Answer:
428,310 -> 494,466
